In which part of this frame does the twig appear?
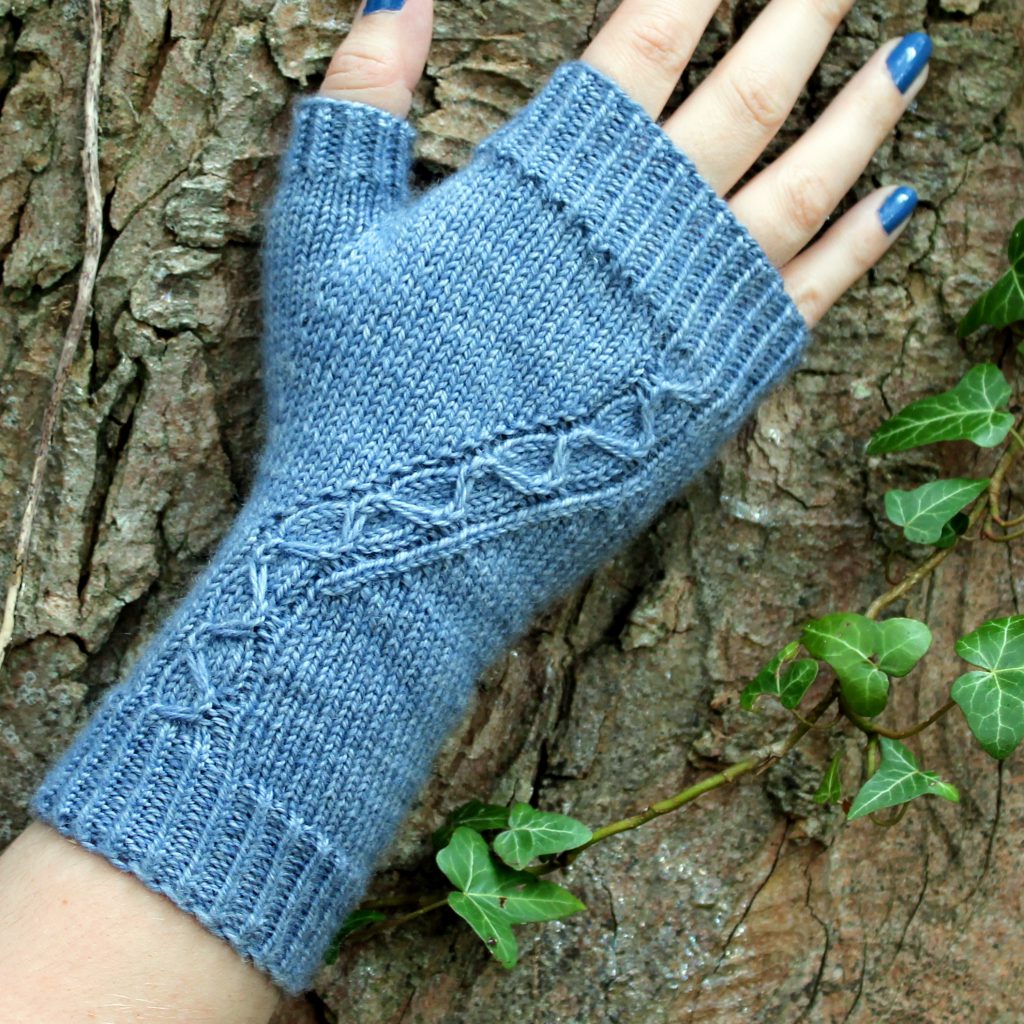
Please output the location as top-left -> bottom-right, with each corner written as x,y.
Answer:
0,0 -> 103,670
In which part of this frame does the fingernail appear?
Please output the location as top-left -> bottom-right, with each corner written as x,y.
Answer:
363,0 -> 405,12
886,32 -> 932,93
878,186 -> 918,234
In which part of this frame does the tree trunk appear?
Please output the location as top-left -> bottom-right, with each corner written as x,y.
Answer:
2,0 -> 1022,1020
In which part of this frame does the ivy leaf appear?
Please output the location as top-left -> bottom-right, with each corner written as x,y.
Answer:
847,738 -> 959,820
951,615 -> 1024,759
492,802 -> 593,870
958,218 -> 1024,336
875,618 -> 933,677
866,364 -> 1014,454
801,613 -> 889,717
884,478 -> 989,544
740,643 -> 819,711
322,909 -> 389,964
432,799 -> 512,850
935,511 -> 971,549
813,752 -> 843,805
436,827 -> 587,968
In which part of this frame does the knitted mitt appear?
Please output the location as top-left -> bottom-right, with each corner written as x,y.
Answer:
30,59 -> 809,993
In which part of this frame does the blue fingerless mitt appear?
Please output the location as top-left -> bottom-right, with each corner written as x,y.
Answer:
29,59 -> 809,993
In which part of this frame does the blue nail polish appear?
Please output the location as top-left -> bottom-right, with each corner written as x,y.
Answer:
878,186 -> 918,234
886,32 -> 932,93
363,0 -> 405,12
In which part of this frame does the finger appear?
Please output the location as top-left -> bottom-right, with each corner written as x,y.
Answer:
663,0 -> 856,194
729,32 -> 931,265
580,0 -> 722,119
319,0 -> 433,118
781,184 -> 918,327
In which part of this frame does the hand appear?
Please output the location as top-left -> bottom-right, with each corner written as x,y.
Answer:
324,0 -> 927,329
2,4 -> 931,1023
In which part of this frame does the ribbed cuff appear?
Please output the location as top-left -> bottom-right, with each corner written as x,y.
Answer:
283,93 -> 417,196
29,686 -> 364,995
475,59 -> 809,412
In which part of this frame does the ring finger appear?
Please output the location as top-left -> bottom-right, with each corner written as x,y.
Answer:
729,32 -> 932,265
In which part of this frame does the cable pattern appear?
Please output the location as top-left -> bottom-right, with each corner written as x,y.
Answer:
29,58 -> 810,995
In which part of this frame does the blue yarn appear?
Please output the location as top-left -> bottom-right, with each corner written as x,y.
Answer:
29,59 -> 809,994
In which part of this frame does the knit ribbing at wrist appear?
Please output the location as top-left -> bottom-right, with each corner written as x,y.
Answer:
473,59 -> 809,412
30,734 -> 356,995
284,93 -> 416,192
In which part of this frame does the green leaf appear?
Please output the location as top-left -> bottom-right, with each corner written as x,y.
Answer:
935,511 -> 971,549
447,891 -> 520,969
801,613 -> 889,717
866,364 -> 1014,454
436,827 -> 587,968
431,799 -> 512,850
847,737 -> 960,820
740,644 -> 819,711
951,615 -> 1024,759
958,218 -> 1024,336
875,618 -> 933,677
323,909 -> 388,964
813,752 -> 843,805
884,478 -> 989,545
491,802 -> 593,870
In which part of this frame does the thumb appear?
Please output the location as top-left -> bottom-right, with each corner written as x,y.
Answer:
319,0 -> 434,119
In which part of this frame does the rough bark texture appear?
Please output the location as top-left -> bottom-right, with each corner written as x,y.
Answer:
2,0 -> 1023,1020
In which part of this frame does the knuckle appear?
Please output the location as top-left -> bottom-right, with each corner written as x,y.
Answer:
728,64 -> 790,133
324,47 -> 403,91
802,0 -> 853,26
626,16 -> 689,78
785,276 -> 827,326
863,58 -> 913,125
848,228 -> 880,271
780,167 -> 834,237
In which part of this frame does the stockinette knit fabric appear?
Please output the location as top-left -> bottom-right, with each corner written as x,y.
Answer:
30,59 -> 810,993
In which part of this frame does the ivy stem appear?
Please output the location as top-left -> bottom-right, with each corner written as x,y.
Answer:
984,524 -> 1024,541
788,706 -> 843,731
872,802 -> 909,828
986,421 -> 1024,531
866,437 -> 1017,619
991,508 -> 1024,528
344,896 -> 451,945
842,697 -> 956,739
551,686 -> 839,871
555,757 -> 761,864
358,893 -> 435,910
866,736 -> 880,778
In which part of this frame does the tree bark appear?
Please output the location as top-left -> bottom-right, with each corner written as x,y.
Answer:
1,0 -> 1022,1020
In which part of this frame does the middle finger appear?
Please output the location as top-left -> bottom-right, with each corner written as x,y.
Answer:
581,0 -> 723,119
663,0 -> 856,195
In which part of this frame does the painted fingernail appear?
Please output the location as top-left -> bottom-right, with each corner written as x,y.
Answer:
363,0 -> 405,12
878,186 -> 918,234
886,32 -> 932,93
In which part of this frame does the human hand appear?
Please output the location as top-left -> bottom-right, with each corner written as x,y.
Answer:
322,0 -> 928,328
24,0 -> 932,1008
